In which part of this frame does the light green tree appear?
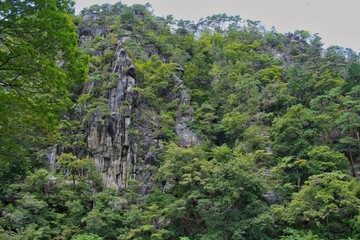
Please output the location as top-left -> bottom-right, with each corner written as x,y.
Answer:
56,153 -> 99,186
307,145 -> 349,175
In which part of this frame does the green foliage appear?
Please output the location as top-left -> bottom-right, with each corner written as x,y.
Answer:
120,204 -> 169,240
81,189 -> 126,239
158,111 -> 177,141
220,111 -> 249,141
273,172 -> 360,239
120,7 -> 137,30
193,102 -> 217,137
211,144 -> 232,162
272,105 -> 319,158
307,145 -> 349,175
157,143 -> 274,239
344,62 -> 360,93
56,153 -> 101,188
3,2 -> 360,239
0,0 -> 88,196
72,234 -> 103,240
256,65 -> 284,85
242,125 -> 271,153
0,0 -> 87,123
1,169 -> 86,239
279,228 -> 320,240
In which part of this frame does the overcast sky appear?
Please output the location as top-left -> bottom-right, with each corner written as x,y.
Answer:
75,0 -> 360,52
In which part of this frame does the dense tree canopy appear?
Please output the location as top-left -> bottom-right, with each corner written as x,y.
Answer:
0,0 -> 87,197
1,1 -> 360,240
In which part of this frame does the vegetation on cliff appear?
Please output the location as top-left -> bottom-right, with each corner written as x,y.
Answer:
1,1 -> 360,239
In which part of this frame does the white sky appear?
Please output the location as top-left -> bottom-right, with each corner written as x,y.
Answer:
74,0 -> 360,52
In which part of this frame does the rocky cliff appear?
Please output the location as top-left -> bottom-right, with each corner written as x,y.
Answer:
48,12 -> 201,192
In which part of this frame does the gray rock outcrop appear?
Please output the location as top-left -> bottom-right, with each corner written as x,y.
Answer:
49,31 -> 201,193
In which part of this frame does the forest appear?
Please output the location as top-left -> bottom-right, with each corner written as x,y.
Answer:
1,1 -> 360,239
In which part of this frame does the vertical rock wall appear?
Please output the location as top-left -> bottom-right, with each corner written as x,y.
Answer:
85,42 -> 143,190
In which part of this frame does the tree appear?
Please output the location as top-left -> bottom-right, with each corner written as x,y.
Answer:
1,193 -> 54,239
309,87 -> 342,146
56,153 -> 99,186
197,154 -> 274,240
157,143 -> 274,239
336,88 -> 360,177
344,62 -> 360,93
72,234 -> 103,240
0,0 -> 86,108
307,145 -> 348,175
278,156 -> 309,192
0,0 -> 88,193
81,189 -> 126,240
272,172 -> 360,239
272,104 -> 320,158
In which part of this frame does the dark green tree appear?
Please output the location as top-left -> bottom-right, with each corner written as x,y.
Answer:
272,172 -> 360,239
0,0 -> 88,195
272,104 -> 320,158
